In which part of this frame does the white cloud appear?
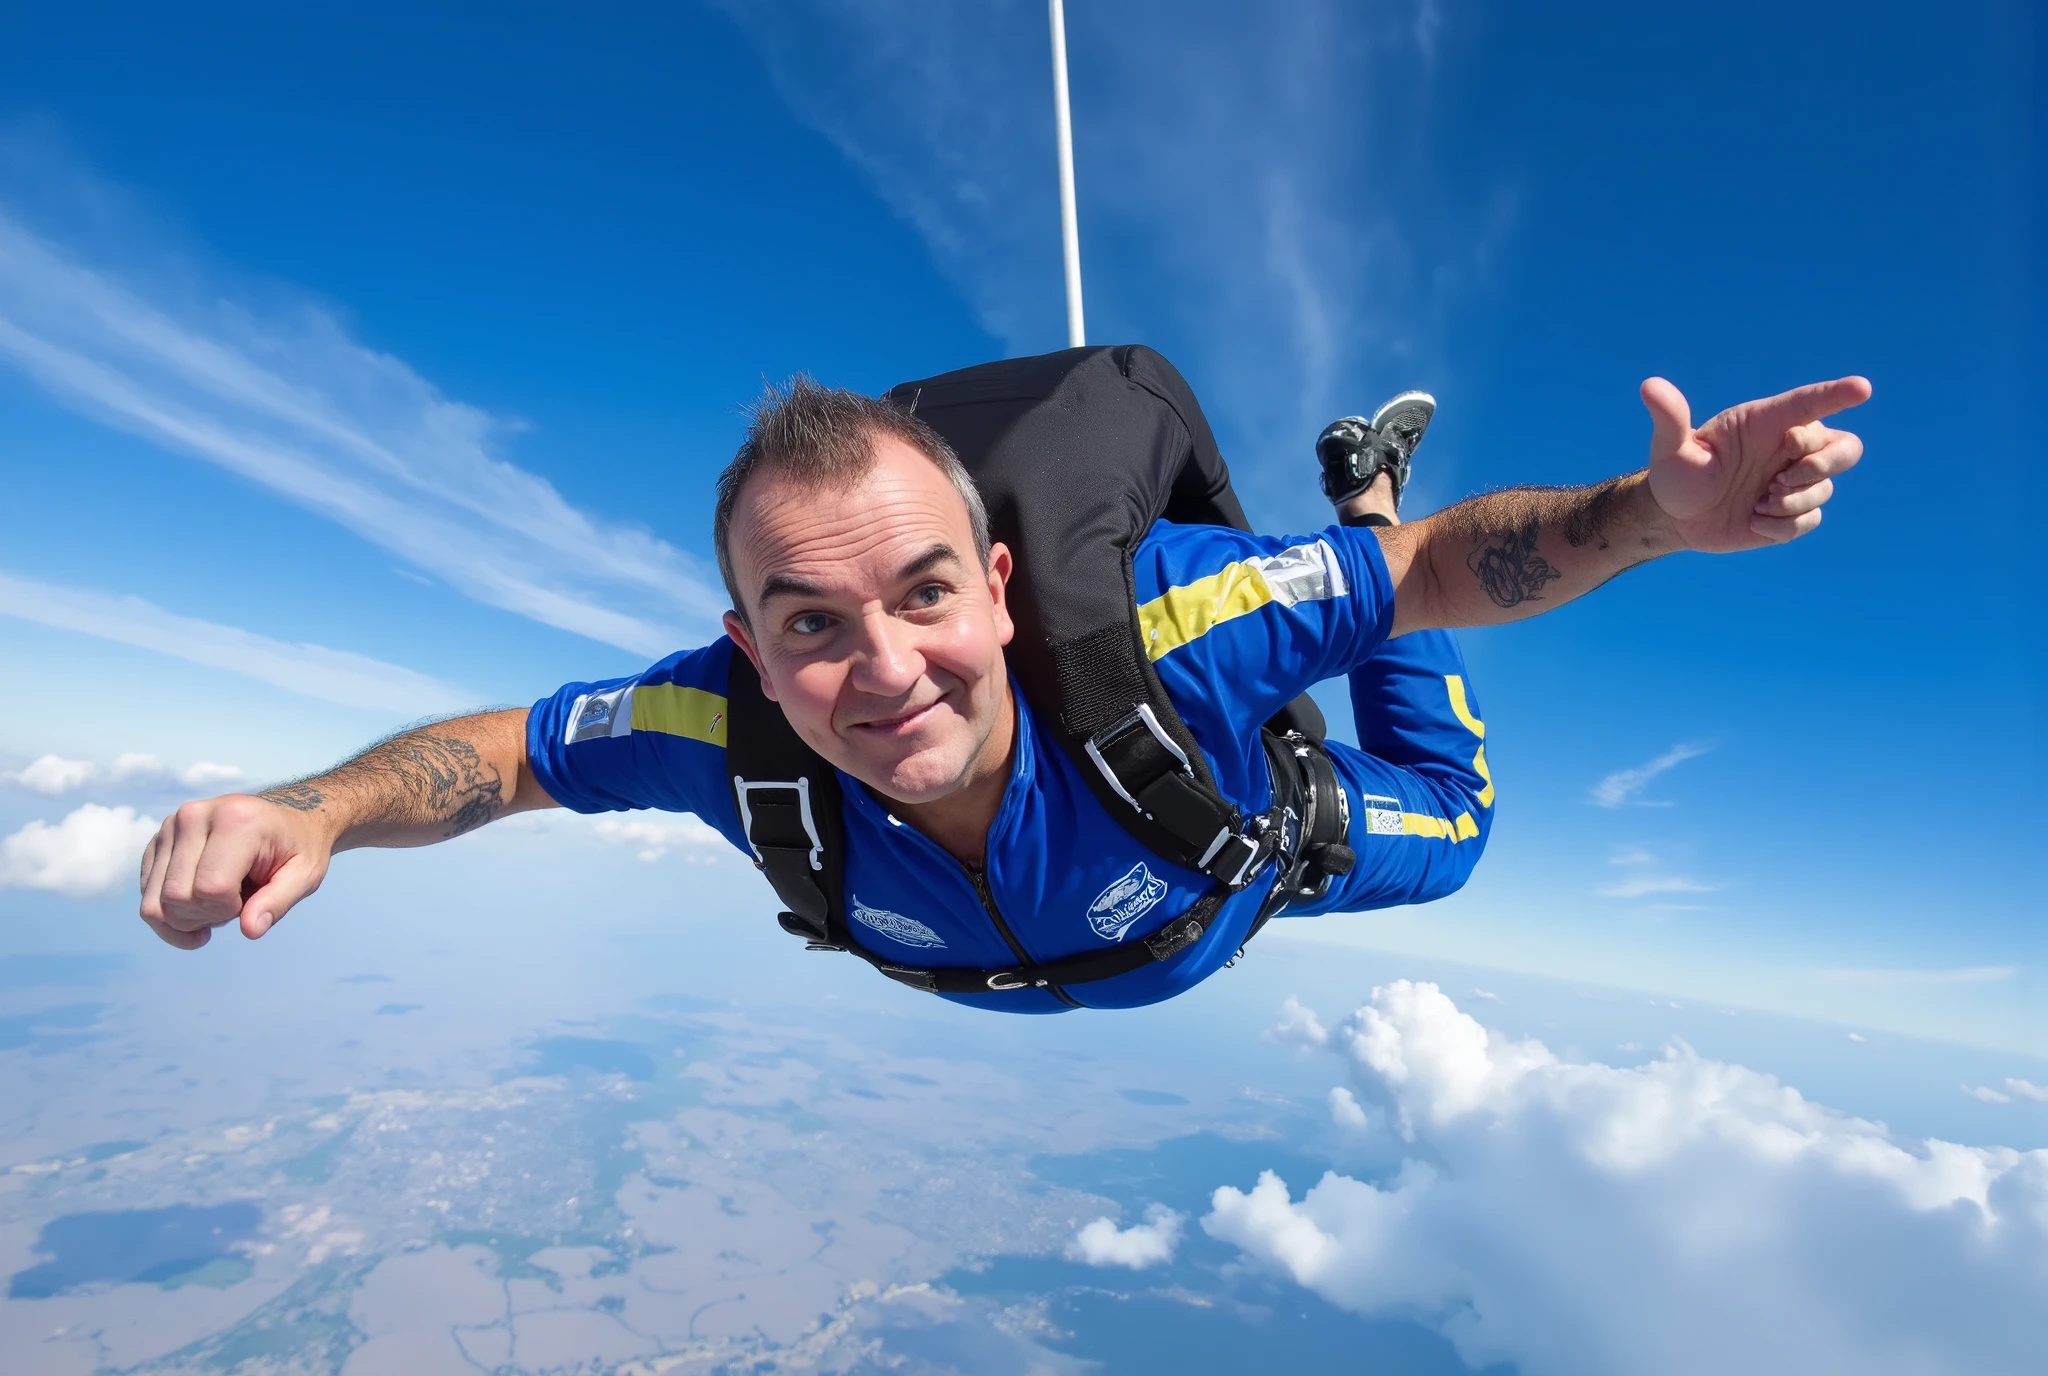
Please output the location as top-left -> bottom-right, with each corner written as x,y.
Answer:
1067,1204 -> 1183,1270
591,816 -> 728,863
0,570 -> 471,715
1469,987 -> 1501,1002
0,803 -> 159,897
1328,1086 -> 1370,1130
177,761 -> 244,787
1204,982 -> 2048,1375
1969,1079 -> 2048,1107
1591,743 -> 1710,807
0,204 -> 723,656
1,750 -> 245,797
1818,966 -> 2020,988
5,753 -> 96,794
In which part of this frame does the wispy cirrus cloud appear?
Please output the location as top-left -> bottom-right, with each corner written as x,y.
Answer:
1591,742 -> 1711,807
715,0 -> 1504,527
1597,874 -> 1720,901
0,200 -> 723,656
1817,966 -> 2021,989
0,570 -> 470,715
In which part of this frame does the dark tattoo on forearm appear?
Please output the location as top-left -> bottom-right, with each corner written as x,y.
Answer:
260,719 -> 511,841
1467,519 -> 1561,608
261,782 -> 326,811
368,733 -> 506,839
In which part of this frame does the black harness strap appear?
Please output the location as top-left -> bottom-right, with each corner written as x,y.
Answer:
724,652 -> 850,951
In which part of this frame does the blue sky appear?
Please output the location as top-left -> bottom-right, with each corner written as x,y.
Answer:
0,0 -> 2038,1049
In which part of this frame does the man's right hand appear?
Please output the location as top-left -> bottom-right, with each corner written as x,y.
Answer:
138,794 -> 334,949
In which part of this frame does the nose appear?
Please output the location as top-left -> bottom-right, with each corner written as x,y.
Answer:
849,608 -> 925,696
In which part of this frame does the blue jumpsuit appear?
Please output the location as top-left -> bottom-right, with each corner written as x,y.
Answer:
527,520 -> 1492,1013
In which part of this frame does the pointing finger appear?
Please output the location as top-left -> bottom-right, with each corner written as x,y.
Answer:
1760,376 -> 1873,429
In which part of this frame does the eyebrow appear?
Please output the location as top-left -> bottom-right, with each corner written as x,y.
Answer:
754,544 -> 964,608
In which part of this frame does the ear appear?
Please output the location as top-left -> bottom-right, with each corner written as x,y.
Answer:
985,542 -> 1015,647
722,610 -> 778,702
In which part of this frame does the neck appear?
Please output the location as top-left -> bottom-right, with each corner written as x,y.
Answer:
889,682 -> 1016,868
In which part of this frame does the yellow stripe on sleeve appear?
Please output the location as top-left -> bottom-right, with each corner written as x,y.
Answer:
1137,561 -> 1276,661
1446,675 -> 1485,738
1401,811 -> 1479,842
629,684 -> 728,747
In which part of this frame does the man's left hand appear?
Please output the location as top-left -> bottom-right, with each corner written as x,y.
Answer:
1642,374 -> 1871,554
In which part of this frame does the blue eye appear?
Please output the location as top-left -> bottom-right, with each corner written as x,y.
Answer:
912,584 -> 945,607
790,613 -> 832,635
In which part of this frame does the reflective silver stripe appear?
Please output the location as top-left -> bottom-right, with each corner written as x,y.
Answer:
1249,538 -> 1347,607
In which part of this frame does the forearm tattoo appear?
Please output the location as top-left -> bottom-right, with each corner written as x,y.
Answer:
368,732 -> 506,839
260,782 -> 326,811
259,726 -> 506,839
1467,519 -> 1561,608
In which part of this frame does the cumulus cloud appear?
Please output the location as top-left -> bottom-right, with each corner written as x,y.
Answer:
2,749 -> 245,796
1968,1079 -> 2048,1106
5,754 -> 95,795
591,816 -> 728,863
0,202 -> 723,655
1067,1204 -> 1183,1269
1590,742 -> 1710,807
1205,982 -> 2048,1375
176,761 -> 244,786
0,803 -> 159,897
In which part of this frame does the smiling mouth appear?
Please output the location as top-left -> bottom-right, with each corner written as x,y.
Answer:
851,700 -> 944,734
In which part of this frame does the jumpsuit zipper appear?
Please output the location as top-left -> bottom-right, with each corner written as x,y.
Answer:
968,863 -> 1080,1008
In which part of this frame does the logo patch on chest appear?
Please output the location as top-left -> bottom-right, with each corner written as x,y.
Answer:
1087,862 -> 1168,942
850,895 -> 946,949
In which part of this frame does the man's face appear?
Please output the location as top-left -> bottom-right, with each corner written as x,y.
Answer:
722,436 -> 1016,806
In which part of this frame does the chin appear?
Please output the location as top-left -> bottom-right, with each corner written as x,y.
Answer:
867,744 -> 971,806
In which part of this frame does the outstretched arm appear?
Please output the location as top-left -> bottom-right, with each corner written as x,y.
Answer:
1378,375 -> 1870,637
139,708 -> 557,950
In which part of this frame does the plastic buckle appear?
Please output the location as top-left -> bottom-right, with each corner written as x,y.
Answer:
1084,703 -> 1194,812
733,775 -> 824,872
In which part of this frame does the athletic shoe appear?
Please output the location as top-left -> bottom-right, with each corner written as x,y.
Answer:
1315,390 -> 1436,510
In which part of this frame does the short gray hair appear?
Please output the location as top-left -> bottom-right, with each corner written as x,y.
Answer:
714,376 -> 991,621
